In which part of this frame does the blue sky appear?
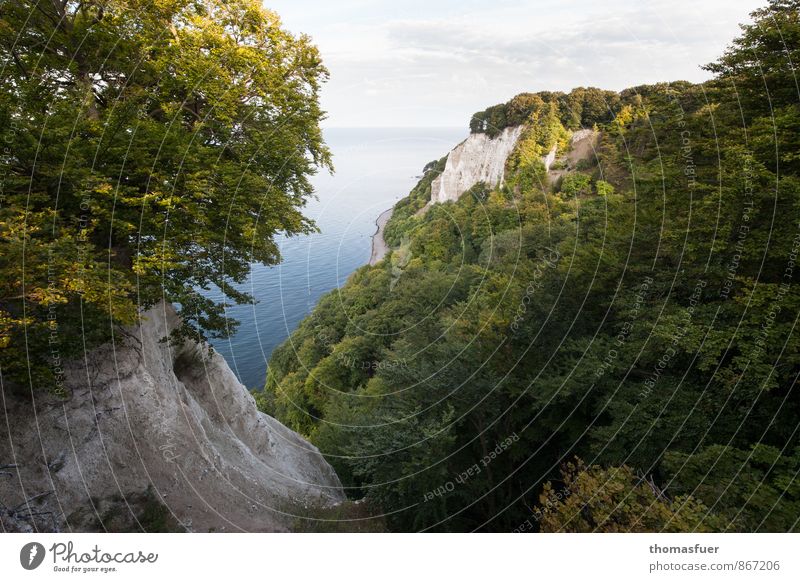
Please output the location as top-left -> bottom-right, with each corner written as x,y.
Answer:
266,0 -> 762,127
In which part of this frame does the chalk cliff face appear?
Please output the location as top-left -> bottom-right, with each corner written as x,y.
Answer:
542,144 -> 557,172
0,303 -> 343,532
430,125 -> 523,204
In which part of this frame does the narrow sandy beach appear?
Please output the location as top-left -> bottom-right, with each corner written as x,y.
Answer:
369,207 -> 394,265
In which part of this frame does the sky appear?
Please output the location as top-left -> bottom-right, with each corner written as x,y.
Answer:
265,0 -> 763,128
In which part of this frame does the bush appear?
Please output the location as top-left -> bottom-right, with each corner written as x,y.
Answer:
595,180 -> 615,196
534,459 -> 726,533
559,173 -> 592,197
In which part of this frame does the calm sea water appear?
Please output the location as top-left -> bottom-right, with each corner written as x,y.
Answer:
209,127 -> 466,388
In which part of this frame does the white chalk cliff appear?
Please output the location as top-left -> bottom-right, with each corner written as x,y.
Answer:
0,303 -> 343,532
430,125 -> 523,204
542,144 -> 557,172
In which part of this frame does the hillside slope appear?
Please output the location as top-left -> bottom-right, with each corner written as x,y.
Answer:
259,2 -> 800,532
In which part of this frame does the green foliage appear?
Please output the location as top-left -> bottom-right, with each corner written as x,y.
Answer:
382,156 -> 446,247
534,460 -> 726,532
558,173 -> 592,197
260,1 -> 800,532
506,101 -> 569,174
704,0 -> 800,120
470,87 -> 624,136
0,0 -> 329,388
663,445 -> 800,532
595,180 -> 615,196
558,87 -> 622,129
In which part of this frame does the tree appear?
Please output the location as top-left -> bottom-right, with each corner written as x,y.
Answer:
595,180 -> 614,196
0,0 -> 330,388
704,0 -> 800,116
260,3 -> 800,533
663,445 -> 800,532
558,173 -> 592,197
535,460 -> 726,532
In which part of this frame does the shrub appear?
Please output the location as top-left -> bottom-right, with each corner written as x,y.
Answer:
559,173 -> 592,197
595,180 -> 615,196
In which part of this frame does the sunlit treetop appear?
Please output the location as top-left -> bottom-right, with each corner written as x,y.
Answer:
0,0 -> 331,388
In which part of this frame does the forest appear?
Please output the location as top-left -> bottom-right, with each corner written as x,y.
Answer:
258,1 -> 800,532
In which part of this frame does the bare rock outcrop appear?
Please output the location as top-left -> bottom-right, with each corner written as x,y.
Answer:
548,129 -> 599,183
430,125 -> 523,204
0,303 -> 343,532
542,144 -> 557,172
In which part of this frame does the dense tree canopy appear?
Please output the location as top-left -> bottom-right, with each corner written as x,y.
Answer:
469,87 -> 622,136
0,0 -> 329,389
532,459 -> 726,533
259,0 -> 800,532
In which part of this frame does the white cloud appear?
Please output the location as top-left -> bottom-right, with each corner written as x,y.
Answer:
265,0 -> 763,127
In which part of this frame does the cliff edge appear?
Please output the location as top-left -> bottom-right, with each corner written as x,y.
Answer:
429,125 -> 523,204
0,303 -> 344,532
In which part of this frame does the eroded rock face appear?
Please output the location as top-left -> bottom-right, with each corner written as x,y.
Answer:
542,144 -> 557,172
0,303 -> 343,532
547,129 -> 600,184
430,125 -> 523,204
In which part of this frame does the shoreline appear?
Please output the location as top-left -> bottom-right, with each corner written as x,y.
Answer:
369,207 -> 394,265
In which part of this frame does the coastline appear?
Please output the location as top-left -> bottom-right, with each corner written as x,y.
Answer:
369,207 -> 394,265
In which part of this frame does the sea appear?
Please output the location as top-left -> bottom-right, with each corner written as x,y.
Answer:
208,127 -> 466,389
